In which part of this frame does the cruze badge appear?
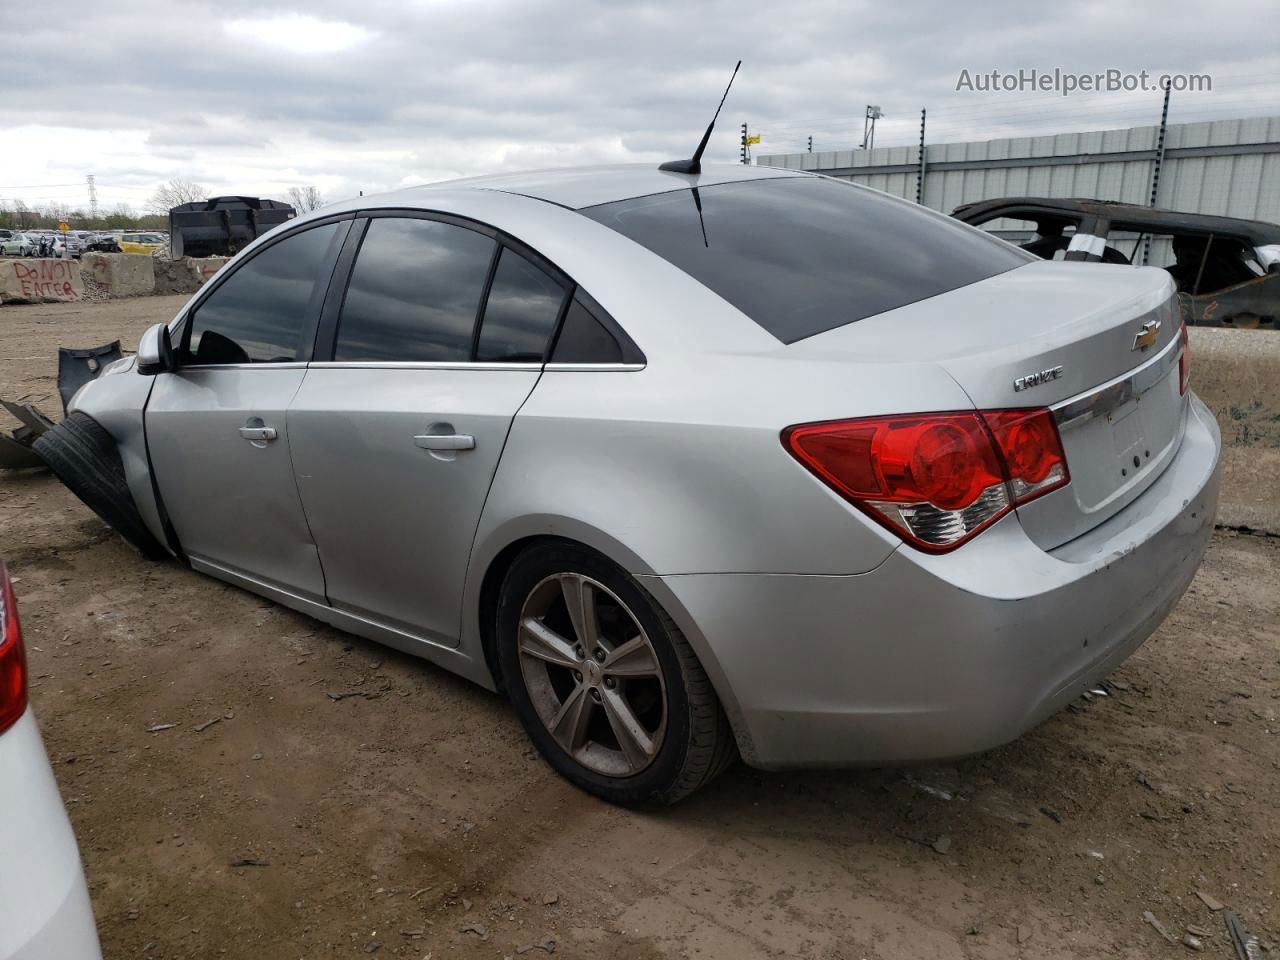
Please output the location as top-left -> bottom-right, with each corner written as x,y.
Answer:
1013,365 -> 1064,392
1132,319 -> 1162,351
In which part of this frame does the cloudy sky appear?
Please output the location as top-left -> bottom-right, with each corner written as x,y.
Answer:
2,0 -> 1277,213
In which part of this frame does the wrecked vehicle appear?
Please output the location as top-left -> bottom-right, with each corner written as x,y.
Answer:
952,197 -> 1280,329
168,196 -> 295,259
33,164 -> 1220,805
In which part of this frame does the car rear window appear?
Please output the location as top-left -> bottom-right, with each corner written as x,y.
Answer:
581,176 -> 1032,343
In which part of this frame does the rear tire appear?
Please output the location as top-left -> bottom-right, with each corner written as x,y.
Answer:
33,412 -> 169,560
497,541 -> 735,806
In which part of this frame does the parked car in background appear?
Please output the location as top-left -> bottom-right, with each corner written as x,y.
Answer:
83,234 -> 122,254
36,165 -> 1220,805
0,233 -> 39,257
0,564 -> 104,958
117,233 -> 167,255
953,198 -> 1280,329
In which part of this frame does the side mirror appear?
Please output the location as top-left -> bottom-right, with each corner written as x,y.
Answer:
136,323 -> 175,376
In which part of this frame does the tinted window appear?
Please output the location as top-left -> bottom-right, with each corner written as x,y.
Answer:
187,221 -> 343,364
582,177 -> 1032,343
551,298 -> 623,363
475,248 -> 567,362
335,217 -> 496,362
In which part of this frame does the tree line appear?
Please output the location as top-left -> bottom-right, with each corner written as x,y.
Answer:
0,178 -> 325,232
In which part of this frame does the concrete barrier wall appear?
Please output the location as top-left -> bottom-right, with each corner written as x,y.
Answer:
0,255 -> 230,303
80,253 -> 155,298
152,256 -> 230,296
0,257 -> 84,303
1189,327 -> 1280,533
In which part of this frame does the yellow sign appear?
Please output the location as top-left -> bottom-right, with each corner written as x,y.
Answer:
58,221 -> 69,232
745,134 -> 762,145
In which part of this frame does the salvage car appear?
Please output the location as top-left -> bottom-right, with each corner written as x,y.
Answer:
953,197 -> 1280,329
35,164 -> 1220,805
0,233 -> 39,257
0,564 -> 104,958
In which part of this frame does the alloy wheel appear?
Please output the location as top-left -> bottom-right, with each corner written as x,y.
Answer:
517,573 -> 667,777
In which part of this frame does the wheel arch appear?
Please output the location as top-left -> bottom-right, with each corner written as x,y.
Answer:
464,517 -> 754,761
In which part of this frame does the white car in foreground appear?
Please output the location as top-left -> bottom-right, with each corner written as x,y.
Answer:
0,565 -> 103,959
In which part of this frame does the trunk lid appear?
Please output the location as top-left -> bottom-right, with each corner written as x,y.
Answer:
789,261 -> 1188,549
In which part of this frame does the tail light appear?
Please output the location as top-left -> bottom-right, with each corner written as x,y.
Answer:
783,409 -> 1069,553
0,564 -> 28,735
1178,320 -> 1190,395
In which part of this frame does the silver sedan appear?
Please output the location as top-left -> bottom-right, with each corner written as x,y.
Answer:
35,163 -> 1220,805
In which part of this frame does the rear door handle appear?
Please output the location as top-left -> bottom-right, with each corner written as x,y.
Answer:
414,434 -> 475,451
239,426 -> 277,442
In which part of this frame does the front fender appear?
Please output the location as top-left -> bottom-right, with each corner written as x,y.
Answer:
67,361 -> 170,554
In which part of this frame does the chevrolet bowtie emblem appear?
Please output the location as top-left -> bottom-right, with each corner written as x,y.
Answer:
1132,319 -> 1161,351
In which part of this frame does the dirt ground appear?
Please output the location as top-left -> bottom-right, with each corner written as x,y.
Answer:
1,296 -> 1277,960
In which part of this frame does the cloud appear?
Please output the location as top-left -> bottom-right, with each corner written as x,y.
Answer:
1,0 -> 1276,211
223,13 -> 376,54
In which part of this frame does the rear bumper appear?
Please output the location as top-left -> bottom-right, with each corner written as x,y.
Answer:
654,393 -> 1221,769
0,710 -> 102,960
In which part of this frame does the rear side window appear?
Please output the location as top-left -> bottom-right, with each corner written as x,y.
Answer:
551,298 -> 624,363
335,217 -> 497,362
582,177 -> 1032,343
186,221 -> 344,364
475,247 -> 568,362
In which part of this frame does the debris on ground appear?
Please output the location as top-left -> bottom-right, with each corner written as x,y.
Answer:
0,399 -> 54,470
931,835 -> 952,855
193,717 -> 221,733
1196,890 -> 1226,911
1143,910 -> 1178,944
1225,911 -> 1262,960
460,923 -> 489,939
229,858 -> 269,868
515,940 -> 557,955
145,723 -> 177,733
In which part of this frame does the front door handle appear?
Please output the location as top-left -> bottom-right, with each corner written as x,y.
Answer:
239,426 -> 277,442
414,433 -> 475,451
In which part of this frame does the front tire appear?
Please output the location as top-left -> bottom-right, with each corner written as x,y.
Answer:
497,541 -> 735,806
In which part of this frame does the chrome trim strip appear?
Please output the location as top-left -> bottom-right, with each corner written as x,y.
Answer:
181,362 -> 309,370
307,361 -> 544,371
182,360 -> 647,372
543,362 -> 646,372
1051,328 -> 1182,429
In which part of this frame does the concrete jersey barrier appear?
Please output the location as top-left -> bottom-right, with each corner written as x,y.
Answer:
80,253 -> 156,298
0,258 -> 84,304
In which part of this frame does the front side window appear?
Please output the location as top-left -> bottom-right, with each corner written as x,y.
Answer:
335,217 -> 496,363
186,221 -> 344,364
582,177 -> 1032,344
475,247 -> 568,362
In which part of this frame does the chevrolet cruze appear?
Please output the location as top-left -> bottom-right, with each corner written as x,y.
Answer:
35,163 -> 1221,805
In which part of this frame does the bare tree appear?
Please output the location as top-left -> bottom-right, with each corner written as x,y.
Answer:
287,185 -> 325,213
147,178 -> 209,215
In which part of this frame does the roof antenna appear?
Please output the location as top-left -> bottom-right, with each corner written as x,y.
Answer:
659,60 -> 742,176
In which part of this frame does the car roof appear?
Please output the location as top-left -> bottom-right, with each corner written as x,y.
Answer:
952,196 -> 1280,246
374,162 -> 807,211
